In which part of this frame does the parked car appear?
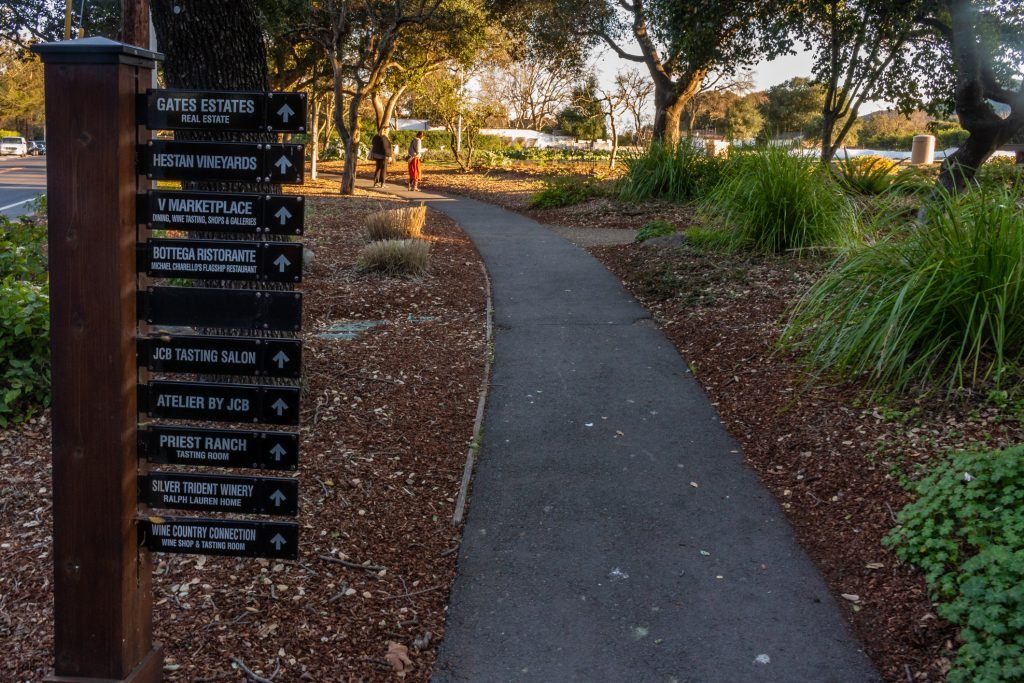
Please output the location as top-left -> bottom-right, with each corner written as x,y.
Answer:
0,136 -> 28,156
34,141 -> 46,155
26,141 -> 43,156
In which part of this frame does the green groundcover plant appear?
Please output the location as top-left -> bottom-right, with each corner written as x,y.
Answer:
635,219 -> 676,242
782,186 -> 1024,395
701,146 -> 858,255
884,445 -> 1024,683
616,139 -> 725,204
529,176 -> 607,209
0,212 -> 50,424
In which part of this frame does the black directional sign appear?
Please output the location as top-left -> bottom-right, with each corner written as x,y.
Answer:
140,517 -> 299,559
267,92 -> 306,132
144,89 -> 307,133
140,239 -> 303,282
140,191 -> 304,235
139,287 -> 302,331
139,140 -> 304,184
140,381 -> 300,425
139,335 -> 301,378
140,472 -> 298,516
139,426 -> 298,470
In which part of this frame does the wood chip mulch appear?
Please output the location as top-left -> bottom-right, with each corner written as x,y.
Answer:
1,188 -> 487,682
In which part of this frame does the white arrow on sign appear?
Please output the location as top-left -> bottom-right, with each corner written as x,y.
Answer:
269,443 -> 288,461
274,206 -> 292,225
274,155 -> 293,174
273,254 -> 291,273
272,351 -> 290,368
277,103 -> 296,123
270,490 -> 287,507
271,398 -> 289,416
270,533 -> 287,550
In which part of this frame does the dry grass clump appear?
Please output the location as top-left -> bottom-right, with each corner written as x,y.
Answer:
355,239 -> 430,277
365,204 -> 427,241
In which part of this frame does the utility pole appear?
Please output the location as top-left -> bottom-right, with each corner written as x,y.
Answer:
121,0 -> 150,47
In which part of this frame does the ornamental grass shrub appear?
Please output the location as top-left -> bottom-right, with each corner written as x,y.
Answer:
616,138 -> 725,203
355,239 -> 430,277
701,146 -> 858,255
365,205 -> 426,241
833,154 -> 900,195
782,186 -> 1024,395
884,444 -> 1024,683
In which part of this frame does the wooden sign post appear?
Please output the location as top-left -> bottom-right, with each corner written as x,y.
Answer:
35,35 -> 307,682
33,38 -> 164,682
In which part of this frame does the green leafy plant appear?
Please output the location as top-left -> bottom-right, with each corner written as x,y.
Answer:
701,146 -> 858,254
0,277 -> 50,425
976,156 -> 1024,191
834,154 -> 899,195
884,444 -> 1024,683
635,219 -> 676,242
782,186 -> 1024,395
529,176 -> 607,209
0,214 -> 47,281
355,239 -> 430,277
617,139 -> 725,203
0,214 -> 50,424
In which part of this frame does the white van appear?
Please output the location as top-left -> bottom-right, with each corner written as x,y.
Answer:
0,136 -> 29,156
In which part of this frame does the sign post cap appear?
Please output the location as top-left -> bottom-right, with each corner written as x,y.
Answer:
32,36 -> 163,66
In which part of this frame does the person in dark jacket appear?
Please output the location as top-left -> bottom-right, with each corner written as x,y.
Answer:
370,128 -> 393,187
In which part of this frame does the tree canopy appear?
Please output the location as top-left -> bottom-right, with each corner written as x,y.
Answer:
487,0 -> 794,144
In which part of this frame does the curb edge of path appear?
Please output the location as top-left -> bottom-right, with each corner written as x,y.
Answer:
452,260 -> 492,526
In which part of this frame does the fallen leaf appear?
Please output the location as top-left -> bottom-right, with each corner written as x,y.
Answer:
385,641 -> 414,676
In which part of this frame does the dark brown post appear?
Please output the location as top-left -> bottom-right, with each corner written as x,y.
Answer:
121,0 -> 151,49
33,37 -> 164,683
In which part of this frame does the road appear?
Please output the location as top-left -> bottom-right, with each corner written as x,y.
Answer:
0,155 -> 46,220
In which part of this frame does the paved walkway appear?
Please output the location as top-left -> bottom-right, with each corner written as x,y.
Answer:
360,180 -> 879,682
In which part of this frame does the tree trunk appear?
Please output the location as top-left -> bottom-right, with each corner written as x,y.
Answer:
150,1 -> 274,179
150,1 -> 283,344
652,87 -> 685,148
936,126 -> 1003,193
337,90 -> 362,194
151,1 -> 268,94
934,0 -> 1024,191
609,111 -> 618,170
330,52 -> 362,195
120,0 -> 149,47
310,93 -> 319,180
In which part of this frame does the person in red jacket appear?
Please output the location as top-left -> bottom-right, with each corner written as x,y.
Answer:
407,131 -> 425,191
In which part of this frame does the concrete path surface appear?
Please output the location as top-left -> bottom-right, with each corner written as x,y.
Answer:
361,180 -> 879,682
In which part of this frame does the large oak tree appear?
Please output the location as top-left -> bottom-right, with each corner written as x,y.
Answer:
925,0 -> 1024,191
489,0 -> 794,145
